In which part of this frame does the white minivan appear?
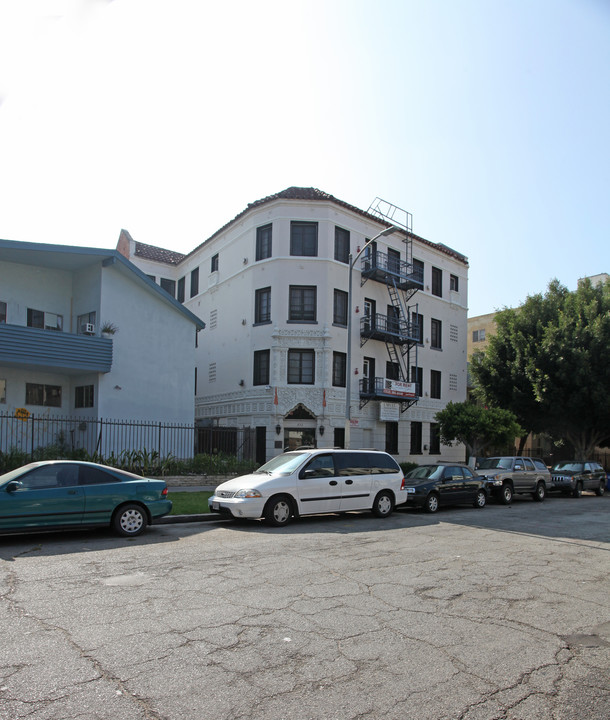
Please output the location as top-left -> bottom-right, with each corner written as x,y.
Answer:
208,449 -> 408,526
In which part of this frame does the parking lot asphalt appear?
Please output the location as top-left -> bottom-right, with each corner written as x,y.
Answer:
0,493 -> 608,720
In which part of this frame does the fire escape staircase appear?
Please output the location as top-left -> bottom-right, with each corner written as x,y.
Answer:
358,199 -> 424,412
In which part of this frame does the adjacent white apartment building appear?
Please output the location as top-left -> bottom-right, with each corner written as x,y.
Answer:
0,239 -> 204,457
121,187 -> 469,464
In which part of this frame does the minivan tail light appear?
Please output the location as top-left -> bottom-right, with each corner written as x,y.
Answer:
400,476 -> 406,490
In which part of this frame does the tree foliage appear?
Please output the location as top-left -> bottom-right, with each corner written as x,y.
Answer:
471,278 -> 610,459
435,401 -> 523,461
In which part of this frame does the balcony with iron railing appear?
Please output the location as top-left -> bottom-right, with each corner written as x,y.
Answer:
360,251 -> 424,291
360,313 -> 421,346
0,324 -> 113,374
359,376 -> 419,404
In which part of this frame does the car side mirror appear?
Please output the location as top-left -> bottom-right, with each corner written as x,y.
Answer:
6,481 -> 22,493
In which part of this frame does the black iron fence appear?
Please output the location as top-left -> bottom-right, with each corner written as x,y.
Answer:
0,411 -> 255,464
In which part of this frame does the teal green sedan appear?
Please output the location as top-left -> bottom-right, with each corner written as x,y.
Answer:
0,461 -> 172,537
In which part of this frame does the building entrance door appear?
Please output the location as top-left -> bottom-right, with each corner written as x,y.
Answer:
283,427 -> 316,452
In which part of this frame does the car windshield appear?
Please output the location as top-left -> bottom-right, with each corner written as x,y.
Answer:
478,457 -> 513,470
405,465 -> 444,480
254,452 -> 310,476
553,462 -> 584,472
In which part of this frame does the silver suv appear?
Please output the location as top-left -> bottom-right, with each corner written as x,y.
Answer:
477,456 -> 551,504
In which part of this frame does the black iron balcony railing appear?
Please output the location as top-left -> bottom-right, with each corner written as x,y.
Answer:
360,313 -> 421,345
360,251 -> 424,291
359,377 -> 420,403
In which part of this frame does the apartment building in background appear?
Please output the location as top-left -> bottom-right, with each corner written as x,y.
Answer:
120,187 -> 470,464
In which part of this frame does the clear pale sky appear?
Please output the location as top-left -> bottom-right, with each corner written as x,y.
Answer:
1,0 -> 608,317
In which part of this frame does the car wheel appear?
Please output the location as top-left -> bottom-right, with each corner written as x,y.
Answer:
572,482 -> 583,498
473,489 -> 486,509
424,493 -> 439,513
264,495 -> 293,527
595,482 -> 605,497
372,491 -> 394,518
533,482 -> 546,502
113,504 -> 147,537
500,484 -> 513,505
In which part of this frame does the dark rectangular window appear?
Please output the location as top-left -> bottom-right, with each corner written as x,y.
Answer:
211,254 -> 219,272
387,248 -> 400,274
253,350 -> 270,385
385,422 -> 398,454
288,349 -> 315,384
75,385 -> 94,408
412,312 -> 424,344
410,421 -> 422,455
190,267 -> 199,298
0,301 -> 6,323
430,370 -> 441,399
334,226 -> 350,263
431,318 -> 442,349
77,312 -> 96,335
411,366 -> 423,397
255,287 -> 271,324
290,221 -> 318,256
26,383 -> 61,407
333,289 -> 348,325
450,274 -> 459,292
332,352 -> 346,387
429,423 -> 441,454
27,308 -> 62,331
413,258 -> 424,285
177,276 -> 185,303
386,361 -> 400,380
0,379 -> 5,403
431,266 -> 442,297
256,224 -> 272,261
160,278 -> 176,298
289,286 -> 316,322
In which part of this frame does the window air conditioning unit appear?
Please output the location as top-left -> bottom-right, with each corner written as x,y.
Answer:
82,323 -> 95,335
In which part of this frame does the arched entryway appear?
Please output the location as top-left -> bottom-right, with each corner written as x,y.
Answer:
283,403 -> 317,451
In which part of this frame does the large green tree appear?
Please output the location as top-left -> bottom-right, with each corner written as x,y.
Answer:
435,401 -> 523,461
471,278 -> 610,459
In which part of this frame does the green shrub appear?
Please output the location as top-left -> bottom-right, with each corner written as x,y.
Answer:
399,461 -> 419,476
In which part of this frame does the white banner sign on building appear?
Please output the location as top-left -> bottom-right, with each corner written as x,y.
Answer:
379,402 -> 400,422
380,378 -> 418,399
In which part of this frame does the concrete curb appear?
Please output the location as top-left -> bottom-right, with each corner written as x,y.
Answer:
156,513 -> 224,525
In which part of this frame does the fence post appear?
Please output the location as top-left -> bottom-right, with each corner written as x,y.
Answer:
30,413 -> 35,461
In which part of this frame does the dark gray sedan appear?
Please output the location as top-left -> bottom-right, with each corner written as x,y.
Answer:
402,463 -> 487,513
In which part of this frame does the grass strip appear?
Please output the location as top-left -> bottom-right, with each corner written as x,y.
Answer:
168,491 -> 213,515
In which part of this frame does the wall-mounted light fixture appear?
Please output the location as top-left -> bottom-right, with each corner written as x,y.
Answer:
275,424 -> 281,435
319,425 -> 325,436
238,379 -> 245,386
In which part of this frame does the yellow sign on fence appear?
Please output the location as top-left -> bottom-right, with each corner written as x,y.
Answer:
15,408 -> 30,421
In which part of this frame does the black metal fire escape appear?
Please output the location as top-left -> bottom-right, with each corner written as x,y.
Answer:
358,199 -> 423,412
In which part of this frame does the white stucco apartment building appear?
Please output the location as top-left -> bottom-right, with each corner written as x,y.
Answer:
121,188 -> 469,464
0,239 -> 204,457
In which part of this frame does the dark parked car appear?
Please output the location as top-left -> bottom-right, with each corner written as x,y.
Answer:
402,463 -> 487,513
0,461 -> 172,537
550,461 -> 606,497
476,456 -> 550,504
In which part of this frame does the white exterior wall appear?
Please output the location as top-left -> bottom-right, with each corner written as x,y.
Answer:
1,251 -> 199,459
97,266 -> 196,423
131,196 -> 468,464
